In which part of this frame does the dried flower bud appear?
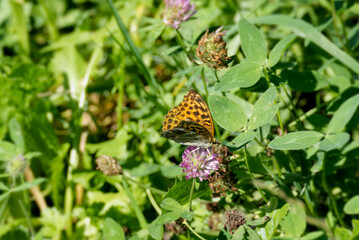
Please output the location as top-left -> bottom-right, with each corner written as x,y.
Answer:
162,0 -> 196,29
196,27 -> 231,70
96,155 -> 122,176
224,209 -> 246,234
6,154 -> 27,177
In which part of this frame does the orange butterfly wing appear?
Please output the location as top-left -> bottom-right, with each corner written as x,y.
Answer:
161,90 -> 215,147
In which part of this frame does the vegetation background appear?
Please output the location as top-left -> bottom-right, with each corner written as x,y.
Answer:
0,0 -> 359,239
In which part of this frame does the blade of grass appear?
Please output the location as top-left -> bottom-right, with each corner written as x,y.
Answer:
115,180 -> 148,230
252,15 -> 359,74
9,0 -> 30,55
106,0 -> 162,95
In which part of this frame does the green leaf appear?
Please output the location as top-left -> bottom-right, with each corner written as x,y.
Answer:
335,227 -> 353,240
281,70 -> 329,92
180,211 -> 194,221
233,225 -> 245,240
87,128 -> 130,160
0,141 -> 17,161
164,180 -> 211,205
148,219 -> 163,240
327,94 -> 359,133
160,198 -> 183,212
228,130 -> 257,148
209,95 -> 247,131
238,19 -> 267,65
280,212 -> 306,236
103,218 -> 125,240
0,182 -> 9,191
243,224 -> 261,240
11,178 -> 46,193
248,87 -> 279,130
9,118 -> 25,153
252,15 -> 359,75
156,211 -> 182,225
344,195 -> 359,215
160,165 -> 183,178
268,131 -> 324,150
128,163 -> 160,177
226,93 -> 254,119
138,19 -> 165,42
258,203 -> 290,239
268,34 -> 296,67
215,61 -> 262,91
246,216 -> 270,226
352,219 -> 359,237
301,231 -> 324,240
318,132 -> 350,151
9,1 -> 30,54
0,192 -> 10,203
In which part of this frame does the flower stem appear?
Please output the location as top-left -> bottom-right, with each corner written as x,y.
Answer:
264,67 -> 284,135
280,85 -> 304,130
176,29 -> 194,62
201,67 -> 209,98
321,153 -> 347,228
183,220 -> 206,240
146,189 -> 162,215
115,180 -> 148,229
244,146 -> 268,203
188,178 -> 196,212
214,70 -> 220,82
330,0 -> 350,54
107,0 -> 163,94
18,199 -> 34,237
122,174 -> 166,195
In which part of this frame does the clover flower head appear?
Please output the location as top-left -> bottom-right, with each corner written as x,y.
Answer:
163,0 -> 196,29
180,146 -> 219,181
6,154 -> 27,177
96,155 -> 122,176
224,209 -> 246,234
196,26 -> 231,69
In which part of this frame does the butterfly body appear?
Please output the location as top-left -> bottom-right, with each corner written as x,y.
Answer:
161,90 -> 216,147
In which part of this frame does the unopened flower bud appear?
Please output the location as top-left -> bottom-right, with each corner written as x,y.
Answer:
196,27 -> 231,70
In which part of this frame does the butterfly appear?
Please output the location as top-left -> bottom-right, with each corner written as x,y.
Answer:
161,90 -> 217,148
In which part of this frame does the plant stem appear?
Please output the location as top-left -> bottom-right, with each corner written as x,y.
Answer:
38,0 -> 59,41
214,70 -> 220,82
18,199 -> 34,237
201,67 -> 209,99
288,101 -> 328,128
107,0 -> 162,94
279,85 -> 304,130
244,147 -> 268,203
183,220 -> 206,240
146,189 -> 162,215
115,50 -> 126,129
115,180 -> 148,229
321,153 -> 347,228
263,67 -> 284,135
122,174 -> 166,195
64,48 -> 100,237
176,29 -> 194,62
188,178 -> 196,212
330,0 -> 349,54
